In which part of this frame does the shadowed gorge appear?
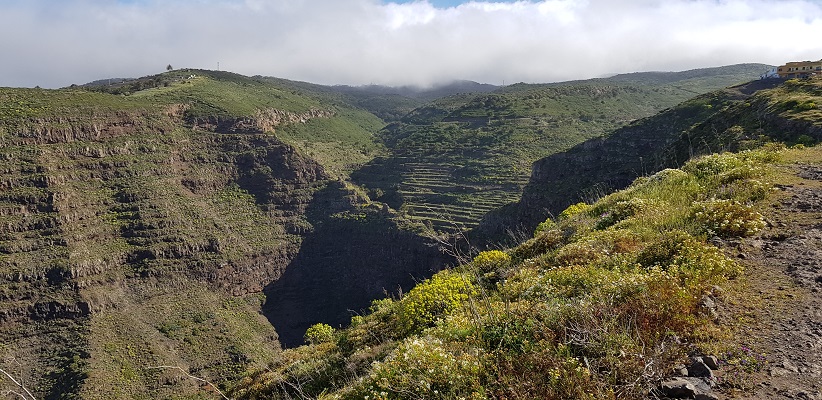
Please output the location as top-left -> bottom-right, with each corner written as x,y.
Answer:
261,181 -> 448,347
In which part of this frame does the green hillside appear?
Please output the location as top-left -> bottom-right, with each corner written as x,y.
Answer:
353,64 -> 770,233
0,71 -> 442,399
234,136 -> 821,399
478,77 -> 822,243
81,70 -> 386,177
230,75 -> 822,400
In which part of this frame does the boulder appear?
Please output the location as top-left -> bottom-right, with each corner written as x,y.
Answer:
702,355 -> 720,370
688,359 -> 715,379
661,378 -> 697,398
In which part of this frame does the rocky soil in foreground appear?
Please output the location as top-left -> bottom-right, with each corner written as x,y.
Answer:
723,162 -> 822,399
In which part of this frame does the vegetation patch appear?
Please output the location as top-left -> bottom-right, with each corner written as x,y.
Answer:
232,143 -> 783,399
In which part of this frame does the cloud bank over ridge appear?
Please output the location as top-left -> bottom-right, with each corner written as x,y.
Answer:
2,0 -> 821,88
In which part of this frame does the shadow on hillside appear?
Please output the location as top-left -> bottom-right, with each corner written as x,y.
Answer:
472,79 -> 787,245
261,182 -> 448,348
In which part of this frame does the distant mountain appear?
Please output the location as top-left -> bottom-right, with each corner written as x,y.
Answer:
353,63 -> 771,233
333,80 -> 498,100
80,77 -> 136,87
605,63 -> 773,86
475,75 -> 822,244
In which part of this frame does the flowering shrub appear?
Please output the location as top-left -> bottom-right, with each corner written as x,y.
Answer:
558,202 -> 591,221
717,179 -> 772,202
637,230 -> 743,282
693,199 -> 766,237
717,345 -> 768,390
304,323 -> 335,345
683,153 -> 745,180
345,337 -> 485,399
398,271 -> 476,334
472,250 -> 511,274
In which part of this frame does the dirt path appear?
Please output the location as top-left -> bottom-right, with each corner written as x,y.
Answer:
722,162 -> 822,399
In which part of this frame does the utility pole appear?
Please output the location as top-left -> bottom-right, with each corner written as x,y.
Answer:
217,62 -> 220,71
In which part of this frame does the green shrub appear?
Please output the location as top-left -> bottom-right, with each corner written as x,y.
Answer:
344,337 -> 485,399
305,323 -> 335,345
553,229 -> 642,269
593,198 -> 651,229
558,202 -> 591,221
693,199 -> 766,237
682,153 -> 744,180
534,218 -> 556,235
398,271 -> 476,334
510,228 -> 565,262
795,134 -> 816,146
796,101 -> 817,111
472,250 -> 511,274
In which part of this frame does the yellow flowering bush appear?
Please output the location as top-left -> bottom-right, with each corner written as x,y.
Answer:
472,250 -> 511,274
397,271 -> 476,334
558,202 -> 591,221
344,337 -> 485,399
693,199 -> 766,237
304,323 -> 335,345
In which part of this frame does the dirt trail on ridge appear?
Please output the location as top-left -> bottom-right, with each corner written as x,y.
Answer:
724,161 -> 822,399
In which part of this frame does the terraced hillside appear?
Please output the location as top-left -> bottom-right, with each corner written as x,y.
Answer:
354,64 -> 770,234
0,73 -> 445,399
477,76 -> 822,245
233,134 -> 822,400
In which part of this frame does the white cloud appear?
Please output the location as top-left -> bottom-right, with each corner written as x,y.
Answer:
1,0 -> 821,88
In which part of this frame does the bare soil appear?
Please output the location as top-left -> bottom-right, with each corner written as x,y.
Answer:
720,161 -> 822,399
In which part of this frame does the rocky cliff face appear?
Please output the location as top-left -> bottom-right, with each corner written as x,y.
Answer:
0,101 -> 330,395
0,85 -> 443,398
190,108 -> 335,134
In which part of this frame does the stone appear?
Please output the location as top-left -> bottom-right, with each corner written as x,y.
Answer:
696,393 -> 720,400
661,378 -> 697,398
701,295 -> 716,310
689,359 -> 715,379
783,359 -> 800,373
702,355 -> 720,370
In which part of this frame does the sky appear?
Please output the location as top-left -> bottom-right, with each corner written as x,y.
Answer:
1,0 -> 821,88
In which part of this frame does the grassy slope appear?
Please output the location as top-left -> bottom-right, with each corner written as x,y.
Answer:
90,70 -> 387,178
353,64 -> 770,233
485,77 -> 822,245
234,141 -> 816,400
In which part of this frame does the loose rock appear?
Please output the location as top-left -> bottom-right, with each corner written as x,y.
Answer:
661,378 -> 697,398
